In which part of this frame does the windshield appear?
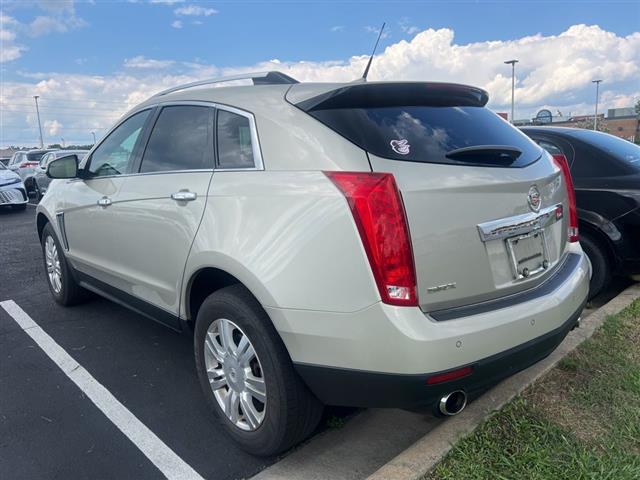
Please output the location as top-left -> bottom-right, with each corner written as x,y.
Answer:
569,130 -> 640,170
308,105 -> 542,167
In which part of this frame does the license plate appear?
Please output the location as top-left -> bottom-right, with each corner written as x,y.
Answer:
505,229 -> 550,280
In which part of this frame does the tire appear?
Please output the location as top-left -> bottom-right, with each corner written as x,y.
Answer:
194,284 -> 323,456
580,233 -> 611,300
33,182 -> 42,202
41,223 -> 89,306
11,204 -> 27,211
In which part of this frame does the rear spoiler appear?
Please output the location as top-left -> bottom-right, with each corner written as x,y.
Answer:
289,82 -> 489,112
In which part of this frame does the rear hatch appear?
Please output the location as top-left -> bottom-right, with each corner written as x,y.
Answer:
289,82 -> 569,312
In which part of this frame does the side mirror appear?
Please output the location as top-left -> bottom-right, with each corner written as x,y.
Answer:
47,154 -> 78,179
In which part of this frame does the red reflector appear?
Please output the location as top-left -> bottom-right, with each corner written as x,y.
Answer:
426,366 -> 474,385
551,153 -> 578,242
325,171 -> 418,307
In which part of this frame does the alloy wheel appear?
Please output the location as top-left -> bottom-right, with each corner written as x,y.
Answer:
204,318 -> 267,431
45,236 -> 62,294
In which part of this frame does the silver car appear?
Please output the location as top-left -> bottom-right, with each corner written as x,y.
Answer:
8,149 -> 55,180
0,162 -> 28,210
24,150 -> 89,201
36,71 -> 590,455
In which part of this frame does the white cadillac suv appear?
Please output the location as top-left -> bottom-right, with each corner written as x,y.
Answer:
36,72 -> 590,455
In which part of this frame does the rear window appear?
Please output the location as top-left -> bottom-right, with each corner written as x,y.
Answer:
568,130 -> 640,172
309,106 -> 542,167
27,152 -> 46,162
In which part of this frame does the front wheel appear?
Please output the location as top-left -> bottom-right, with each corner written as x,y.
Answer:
41,223 -> 89,305
194,285 -> 323,456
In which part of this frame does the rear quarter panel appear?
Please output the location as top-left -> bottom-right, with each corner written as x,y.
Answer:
181,171 -> 380,316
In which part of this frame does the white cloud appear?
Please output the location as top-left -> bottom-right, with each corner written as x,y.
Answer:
44,119 -> 62,136
0,13 -> 26,62
399,18 -> 420,36
330,25 -> 345,32
2,24 -> 639,146
124,55 -> 175,69
174,5 -> 217,16
171,19 -> 183,29
365,25 -> 390,39
28,15 -> 88,37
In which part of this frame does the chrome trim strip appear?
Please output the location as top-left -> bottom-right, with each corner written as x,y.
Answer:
55,212 -> 69,251
477,203 -> 563,242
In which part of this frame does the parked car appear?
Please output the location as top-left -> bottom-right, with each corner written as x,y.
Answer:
7,149 -> 55,180
24,150 -> 89,201
0,156 -> 11,166
36,72 -> 590,456
522,127 -> 640,298
0,162 -> 28,210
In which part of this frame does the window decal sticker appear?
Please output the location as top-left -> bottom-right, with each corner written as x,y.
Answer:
390,138 -> 410,155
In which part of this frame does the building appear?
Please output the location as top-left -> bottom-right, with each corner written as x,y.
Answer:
513,106 -> 639,142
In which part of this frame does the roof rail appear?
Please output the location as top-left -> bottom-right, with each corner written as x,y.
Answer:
152,71 -> 299,98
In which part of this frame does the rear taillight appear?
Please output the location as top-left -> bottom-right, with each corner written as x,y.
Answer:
551,153 -> 578,243
325,171 -> 418,307
20,161 -> 39,168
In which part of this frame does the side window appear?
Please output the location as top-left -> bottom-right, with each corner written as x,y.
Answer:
536,140 -> 563,156
39,153 -> 50,168
140,105 -> 212,173
216,109 -> 256,169
87,110 -> 150,177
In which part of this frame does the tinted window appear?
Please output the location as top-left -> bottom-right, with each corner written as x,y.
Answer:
569,130 -> 640,172
140,106 -> 212,173
88,110 -> 150,177
217,109 -> 255,169
309,106 -> 542,167
27,152 -> 47,162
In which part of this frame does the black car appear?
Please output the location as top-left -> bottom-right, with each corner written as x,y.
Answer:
522,127 -> 640,298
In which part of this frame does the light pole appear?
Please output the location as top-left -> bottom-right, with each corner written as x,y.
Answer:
504,59 -> 519,124
33,95 -> 44,148
592,79 -> 602,130
91,131 -> 96,144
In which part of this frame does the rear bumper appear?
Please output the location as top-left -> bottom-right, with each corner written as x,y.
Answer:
295,299 -> 584,408
267,245 -> 589,408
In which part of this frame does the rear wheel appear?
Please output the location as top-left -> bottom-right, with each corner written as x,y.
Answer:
580,233 -> 611,300
194,284 -> 323,456
41,223 -> 89,305
33,182 -> 42,202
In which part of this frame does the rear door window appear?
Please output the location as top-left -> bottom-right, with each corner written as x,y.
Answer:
308,106 -> 542,167
140,105 -> 213,173
216,109 -> 256,169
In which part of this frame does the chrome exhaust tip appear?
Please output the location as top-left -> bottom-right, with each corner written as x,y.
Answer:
438,390 -> 467,416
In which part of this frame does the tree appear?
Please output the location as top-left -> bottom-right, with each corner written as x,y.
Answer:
635,99 -> 640,118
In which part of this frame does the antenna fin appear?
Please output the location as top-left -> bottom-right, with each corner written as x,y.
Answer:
362,22 -> 385,81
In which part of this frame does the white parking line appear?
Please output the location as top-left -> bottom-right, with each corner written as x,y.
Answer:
0,300 -> 204,480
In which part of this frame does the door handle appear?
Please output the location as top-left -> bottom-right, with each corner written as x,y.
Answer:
171,190 -> 197,202
97,196 -> 112,208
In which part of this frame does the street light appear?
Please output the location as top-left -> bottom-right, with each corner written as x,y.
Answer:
504,59 -> 519,124
33,95 -> 44,148
592,79 -> 602,130
91,131 -> 96,144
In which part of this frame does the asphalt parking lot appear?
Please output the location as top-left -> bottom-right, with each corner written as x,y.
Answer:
0,205 -> 279,479
1,204 -> 631,480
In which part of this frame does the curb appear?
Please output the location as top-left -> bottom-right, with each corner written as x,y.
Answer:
366,283 -> 640,480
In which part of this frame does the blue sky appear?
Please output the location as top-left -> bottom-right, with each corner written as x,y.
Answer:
4,1 -> 639,77
1,1 -> 639,146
